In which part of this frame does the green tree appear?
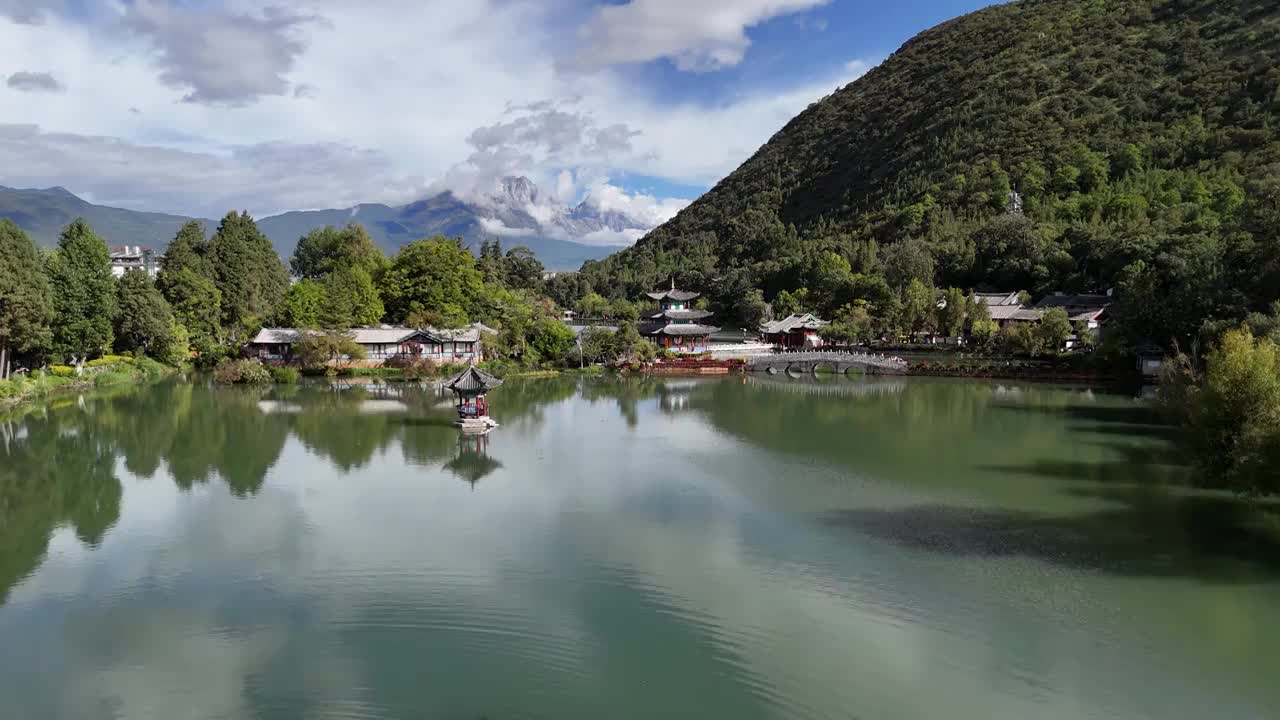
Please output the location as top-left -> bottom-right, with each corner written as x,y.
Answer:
208,212 -> 289,341
577,326 -> 617,366
1073,320 -> 1097,350
528,316 -> 576,365
321,267 -> 384,328
967,296 -> 998,344
380,237 -> 482,324
901,278 -> 936,336
279,279 -> 325,328
1035,307 -> 1072,352
999,322 -> 1042,355
812,251 -> 854,302
47,219 -> 116,367
1162,328 -> 1280,495
290,224 -> 386,279
157,222 -> 221,352
938,287 -> 967,338
575,292 -> 611,319
0,220 -> 53,378
772,289 -> 802,317
611,322 -> 650,363
114,270 -> 176,359
295,330 -> 367,371
881,239 -> 935,291
503,246 -> 544,290
610,298 -> 640,322
477,239 -> 507,286
820,302 -> 875,346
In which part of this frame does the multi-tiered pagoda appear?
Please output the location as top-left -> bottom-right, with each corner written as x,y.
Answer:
641,282 -> 719,353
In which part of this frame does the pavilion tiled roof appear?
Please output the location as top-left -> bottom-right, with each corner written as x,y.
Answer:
646,309 -> 714,321
444,366 -> 504,394
648,324 -> 719,336
645,289 -> 701,302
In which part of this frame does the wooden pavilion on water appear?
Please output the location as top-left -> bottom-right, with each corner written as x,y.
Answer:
444,366 -> 504,432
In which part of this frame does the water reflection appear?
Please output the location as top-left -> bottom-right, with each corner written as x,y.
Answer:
446,432 -> 503,487
2,375 -> 1280,719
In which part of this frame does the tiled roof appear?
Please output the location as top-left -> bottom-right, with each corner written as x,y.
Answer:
987,305 -> 1030,321
444,366 -> 504,394
648,323 -> 719,336
761,313 -> 830,334
1034,294 -> 1111,309
646,309 -> 714,321
974,292 -> 1022,307
250,324 -> 489,345
1010,308 -> 1045,322
645,289 -> 701,302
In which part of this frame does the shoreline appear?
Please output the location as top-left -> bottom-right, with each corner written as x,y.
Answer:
0,360 -> 180,417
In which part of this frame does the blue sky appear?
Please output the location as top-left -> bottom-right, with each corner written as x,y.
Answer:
0,0 -> 998,243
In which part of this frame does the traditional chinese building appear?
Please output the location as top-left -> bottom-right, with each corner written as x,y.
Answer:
761,313 -> 830,349
248,324 -> 492,366
445,366 -> 504,432
640,283 -> 719,353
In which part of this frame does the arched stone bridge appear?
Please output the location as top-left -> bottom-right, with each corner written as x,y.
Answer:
745,351 -> 910,376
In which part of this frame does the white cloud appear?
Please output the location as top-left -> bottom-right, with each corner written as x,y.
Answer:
571,0 -> 830,71
122,0 -> 319,105
0,0 -> 874,241
581,182 -> 691,226
0,124 -> 426,218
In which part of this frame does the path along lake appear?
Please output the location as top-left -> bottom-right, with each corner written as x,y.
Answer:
1,376 -> 1278,719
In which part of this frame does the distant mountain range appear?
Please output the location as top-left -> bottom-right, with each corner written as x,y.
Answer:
0,176 -> 644,270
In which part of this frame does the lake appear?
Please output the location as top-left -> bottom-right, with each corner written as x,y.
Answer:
1,376 -> 1278,719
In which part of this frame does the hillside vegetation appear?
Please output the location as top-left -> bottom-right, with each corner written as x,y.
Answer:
580,0 -> 1280,350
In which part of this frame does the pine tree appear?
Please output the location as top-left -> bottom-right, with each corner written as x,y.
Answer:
157,222 -> 222,351
320,267 -> 383,329
0,220 -> 53,379
47,219 -> 116,367
114,270 -> 177,358
208,212 -> 289,341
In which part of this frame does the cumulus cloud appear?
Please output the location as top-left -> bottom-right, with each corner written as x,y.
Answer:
572,0 -> 829,71
5,70 -> 62,92
0,0 -> 60,24
0,0 -> 876,244
122,0 -> 319,105
438,103 -> 643,205
0,124 -> 426,218
581,182 -> 690,227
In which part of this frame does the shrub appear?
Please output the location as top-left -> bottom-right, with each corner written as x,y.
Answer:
48,365 -> 75,378
94,370 -> 134,387
213,358 -> 272,385
87,355 -> 134,368
389,355 -> 438,380
132,356 -> 169,378
269,366 -> 301,384
0,380 -> 20,400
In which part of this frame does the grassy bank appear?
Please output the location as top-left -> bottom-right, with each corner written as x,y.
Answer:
0,356 -> 179,411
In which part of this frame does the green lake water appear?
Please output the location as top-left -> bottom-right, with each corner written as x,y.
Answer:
1,376 -> 1278,719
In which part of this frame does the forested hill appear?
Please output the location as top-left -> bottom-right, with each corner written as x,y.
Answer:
578,0 -> 1280,349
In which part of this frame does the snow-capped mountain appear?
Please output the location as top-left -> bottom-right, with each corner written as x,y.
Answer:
473,176 -> 660,245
